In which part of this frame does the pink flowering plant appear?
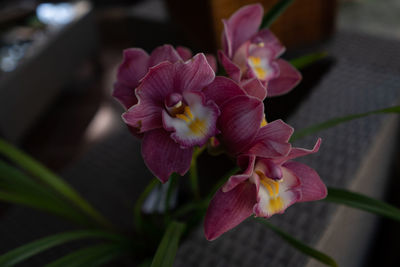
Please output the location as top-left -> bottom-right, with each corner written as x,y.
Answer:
1,1 -> 400,267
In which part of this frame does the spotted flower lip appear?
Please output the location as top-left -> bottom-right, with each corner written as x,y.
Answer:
219,3 -> 302,98
122,53 -> 218,182
204,138 -> 326,241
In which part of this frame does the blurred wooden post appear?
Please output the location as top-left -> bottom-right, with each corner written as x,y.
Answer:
165,0 -> 337,52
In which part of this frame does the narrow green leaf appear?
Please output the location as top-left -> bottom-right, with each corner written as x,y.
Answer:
255,218 -> 337,267
0,191 -> 93,226
0,138 -> 112,229
0,160 -> 93,226
44,243 -> 127,267
260,0 -> 295,29
0,230 -> 125,267
291,106 -> 400,141
289,52 -> 327,70
325,187 -> 400,222
134,178 -> 159,230
150,221 -> 186,267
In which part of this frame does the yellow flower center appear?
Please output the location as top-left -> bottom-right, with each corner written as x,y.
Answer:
256,170 -> 285,214
249,56 -> 268,80
176,106 -> 206,136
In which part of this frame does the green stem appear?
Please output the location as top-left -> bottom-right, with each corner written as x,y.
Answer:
0,139 -> 113,230
189,158 -> 200,199
134,178 -> 159,231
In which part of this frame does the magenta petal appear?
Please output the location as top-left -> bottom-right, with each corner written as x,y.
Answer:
283,162 -> 327,202
248,119 -> 293,158
203,76 -> 245,107
122,100 -> 162,133
205,54 -> 218,72
112,81 -> 138,109
275,138 -> 321,164
223,155 -> 256,192
219,95 -> 264,155
142,129 -> 193,183
136,61 -> 175,104
113,48 -> 150,109
251,29 -> 285,58
218,51 -> 241,82
175,53 -> 215,93
267,59 -> 302,97
176,46 -> 192,61
223,4 -> 264,58
204,181 -> 256,240
148,44 -> 182,66
241,78 -> 267,100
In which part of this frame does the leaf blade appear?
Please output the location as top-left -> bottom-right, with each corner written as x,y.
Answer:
289,52 -> 327,70
0,138 -> 112,229
260,0 -> 295,29
150,221 -> 186,267
255,218 -> 338,267
325,187 -> 400,222
0,160 -> 93,226
43,243 -> 126,267
291,106 -> 400,141
0,230 -> 125,267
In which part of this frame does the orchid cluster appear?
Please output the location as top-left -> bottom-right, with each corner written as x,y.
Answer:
113,4 -> 327,241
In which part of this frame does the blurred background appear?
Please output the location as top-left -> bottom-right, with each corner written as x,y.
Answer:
0,0 -> 399,266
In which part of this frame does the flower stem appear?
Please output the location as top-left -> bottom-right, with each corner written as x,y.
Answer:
189,147 -> 205,200
189,158 -> 200,200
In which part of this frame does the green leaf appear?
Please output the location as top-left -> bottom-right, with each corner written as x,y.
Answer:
325,187 -> 400,222
291,106 -> 400,142
150,221 -> 186,267
43,243 -> 127,267
0,160 -> 93,226
289,52 -> 327,70
0,138 -> 112,229
134,178 -> 159,230
0,230 -> 125,267
260,0 -> 295,29
255,218 -> 338,267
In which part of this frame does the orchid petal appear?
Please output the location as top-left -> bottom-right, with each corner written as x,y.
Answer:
162,91 -> 219,148
136,61 -> 175,104
112,48 -> 149,109
204,181 -> 256,240
240,78 -> 267,100
142,129 -> 193,183
203,76 -> 246,107
251,29 -> 285,58
113,81 -> 138,109
248,119 -> 293,158
254,167 -> 301,218
222,155 -> 256,192
175,53 -> 215,93
267,59 -> 302,97
255,158 -> 282,181
148,44 -> 182,66
283,162 -> 327,202
222,4 -> 264,58
122,99 -> 162,133
218,51 -> 241,82
274,138 -> 321,165
219,95 -> 264,155
176,46 -> 192,61
205,54 -> 218,72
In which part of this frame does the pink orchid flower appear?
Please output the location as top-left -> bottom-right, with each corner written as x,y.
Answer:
219,3 -> 302,98
204,139 -> 326,241
203,76 -> 293,157
113,45 -> 217,109
122,53 -> 219,183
